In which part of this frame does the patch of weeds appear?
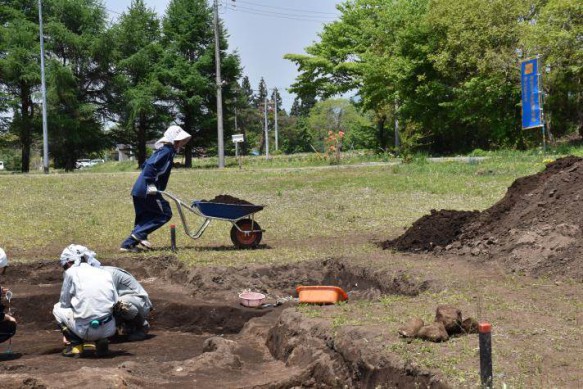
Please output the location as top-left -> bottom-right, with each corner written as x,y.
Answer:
379,294 -> 409,307
297,305 -> 323,318
437,337 -> 480,385
389,325 -> 481,385
388,339 -> 416,363
324,211 -> 336,220
331,315 -> 350,330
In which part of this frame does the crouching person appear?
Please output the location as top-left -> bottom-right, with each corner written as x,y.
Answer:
0,287 -> 16,344
106,266 -> 153,341
53,245 -> 118,358
0,249 -> 17,343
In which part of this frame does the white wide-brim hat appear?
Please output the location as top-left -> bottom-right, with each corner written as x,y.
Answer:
0,248 -> 8,268
154,125 -> 192,149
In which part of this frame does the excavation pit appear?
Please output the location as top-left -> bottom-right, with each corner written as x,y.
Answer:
0,257 -> 441,388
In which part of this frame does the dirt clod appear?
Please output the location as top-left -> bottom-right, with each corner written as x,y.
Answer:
461,317 -> 479,334
435,305 -> 462,335
417,322 -> 449,342
398,317 -> 424,338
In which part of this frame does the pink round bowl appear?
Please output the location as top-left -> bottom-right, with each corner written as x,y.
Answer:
238,292 -> 266,307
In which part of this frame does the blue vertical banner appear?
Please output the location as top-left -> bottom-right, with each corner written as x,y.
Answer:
521,58 -> 543,129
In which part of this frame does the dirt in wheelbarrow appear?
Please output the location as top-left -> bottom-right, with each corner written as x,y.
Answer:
200,194 -> 253,205
1,250 -> 581,388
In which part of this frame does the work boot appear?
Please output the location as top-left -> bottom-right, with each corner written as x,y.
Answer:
62,343 -> 84,358
132,234 -> 153,250
119,244 -> 139,253
95,339 -> 109,357
120,235 -> 141,252
82,342 -> 96,357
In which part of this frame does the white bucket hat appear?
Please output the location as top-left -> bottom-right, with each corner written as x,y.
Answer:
154,125 -> 192,149
59,244 -> 101,268
0,248 -> 8,268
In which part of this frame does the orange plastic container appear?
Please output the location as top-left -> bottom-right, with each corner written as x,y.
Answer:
296,286 -> 349,304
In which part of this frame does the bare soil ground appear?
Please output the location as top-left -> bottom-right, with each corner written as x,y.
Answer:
0,157 -> 581,388
1,251 -> 580,388
0,256 -> 439,389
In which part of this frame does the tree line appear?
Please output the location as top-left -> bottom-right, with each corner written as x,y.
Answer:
2,0 -> 580,172
286,0 -> 582,154
0,0 -> 245,172
1,0 -> 361,172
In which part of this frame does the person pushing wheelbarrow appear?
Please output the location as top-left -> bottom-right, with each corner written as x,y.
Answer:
120,125 -> 192,252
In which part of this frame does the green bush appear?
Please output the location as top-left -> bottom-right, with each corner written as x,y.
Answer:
0,148 -> 22,171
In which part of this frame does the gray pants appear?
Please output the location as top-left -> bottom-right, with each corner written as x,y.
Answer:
53,303 -> 116,342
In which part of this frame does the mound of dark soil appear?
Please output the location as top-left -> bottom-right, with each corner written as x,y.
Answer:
201,194 -> 253,205
382,209 -> 479,251
384,156 -> 583,280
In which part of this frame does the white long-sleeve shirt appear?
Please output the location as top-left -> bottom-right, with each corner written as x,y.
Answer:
58,263 -> 118,325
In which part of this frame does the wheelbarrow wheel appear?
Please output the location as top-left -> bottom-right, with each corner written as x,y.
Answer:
230,219 -> 262,249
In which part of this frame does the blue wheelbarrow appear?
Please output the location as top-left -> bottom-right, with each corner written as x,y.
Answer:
160,191 -> 264,249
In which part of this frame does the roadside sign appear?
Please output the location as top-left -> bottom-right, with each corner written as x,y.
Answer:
232,134 -> 244,169
521,57 -> 543,129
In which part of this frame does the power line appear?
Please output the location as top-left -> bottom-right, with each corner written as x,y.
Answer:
229,0 -> 339,16
225,5 -> 336,23
105,8 -> 121,16
106,4 -> 337,24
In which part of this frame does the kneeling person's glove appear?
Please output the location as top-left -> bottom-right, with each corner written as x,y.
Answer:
146,184 -> 158,195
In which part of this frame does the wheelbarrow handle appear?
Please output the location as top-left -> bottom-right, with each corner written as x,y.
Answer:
159,191 -> 210,240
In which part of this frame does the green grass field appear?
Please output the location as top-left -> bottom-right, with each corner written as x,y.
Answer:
1,148 -> 578,265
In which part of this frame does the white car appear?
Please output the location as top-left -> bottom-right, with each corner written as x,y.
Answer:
75,159 -> 92,169
0,161 -> 4,170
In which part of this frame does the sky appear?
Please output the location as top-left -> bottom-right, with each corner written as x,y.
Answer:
103,0 -> 343,111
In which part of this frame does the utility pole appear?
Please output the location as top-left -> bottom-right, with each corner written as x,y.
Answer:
213,0 -> 225,168
394,99 -> 400,155
39,0 -> 49,173
274,88 -> 278,151
264,95 -> 269,159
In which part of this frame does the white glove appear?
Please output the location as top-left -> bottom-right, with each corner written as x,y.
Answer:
146,184 -> 158,195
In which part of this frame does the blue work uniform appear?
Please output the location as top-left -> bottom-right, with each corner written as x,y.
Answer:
121,145 -> 176,248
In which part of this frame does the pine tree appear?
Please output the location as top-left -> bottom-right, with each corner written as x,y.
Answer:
109,0 -> 168,167
256,78 -> 268,108
0,1 -> 41,172
162,0 -> 241,166
270,88 -> 283,114
44,0 -> 111,171
241,76 -> 254,106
